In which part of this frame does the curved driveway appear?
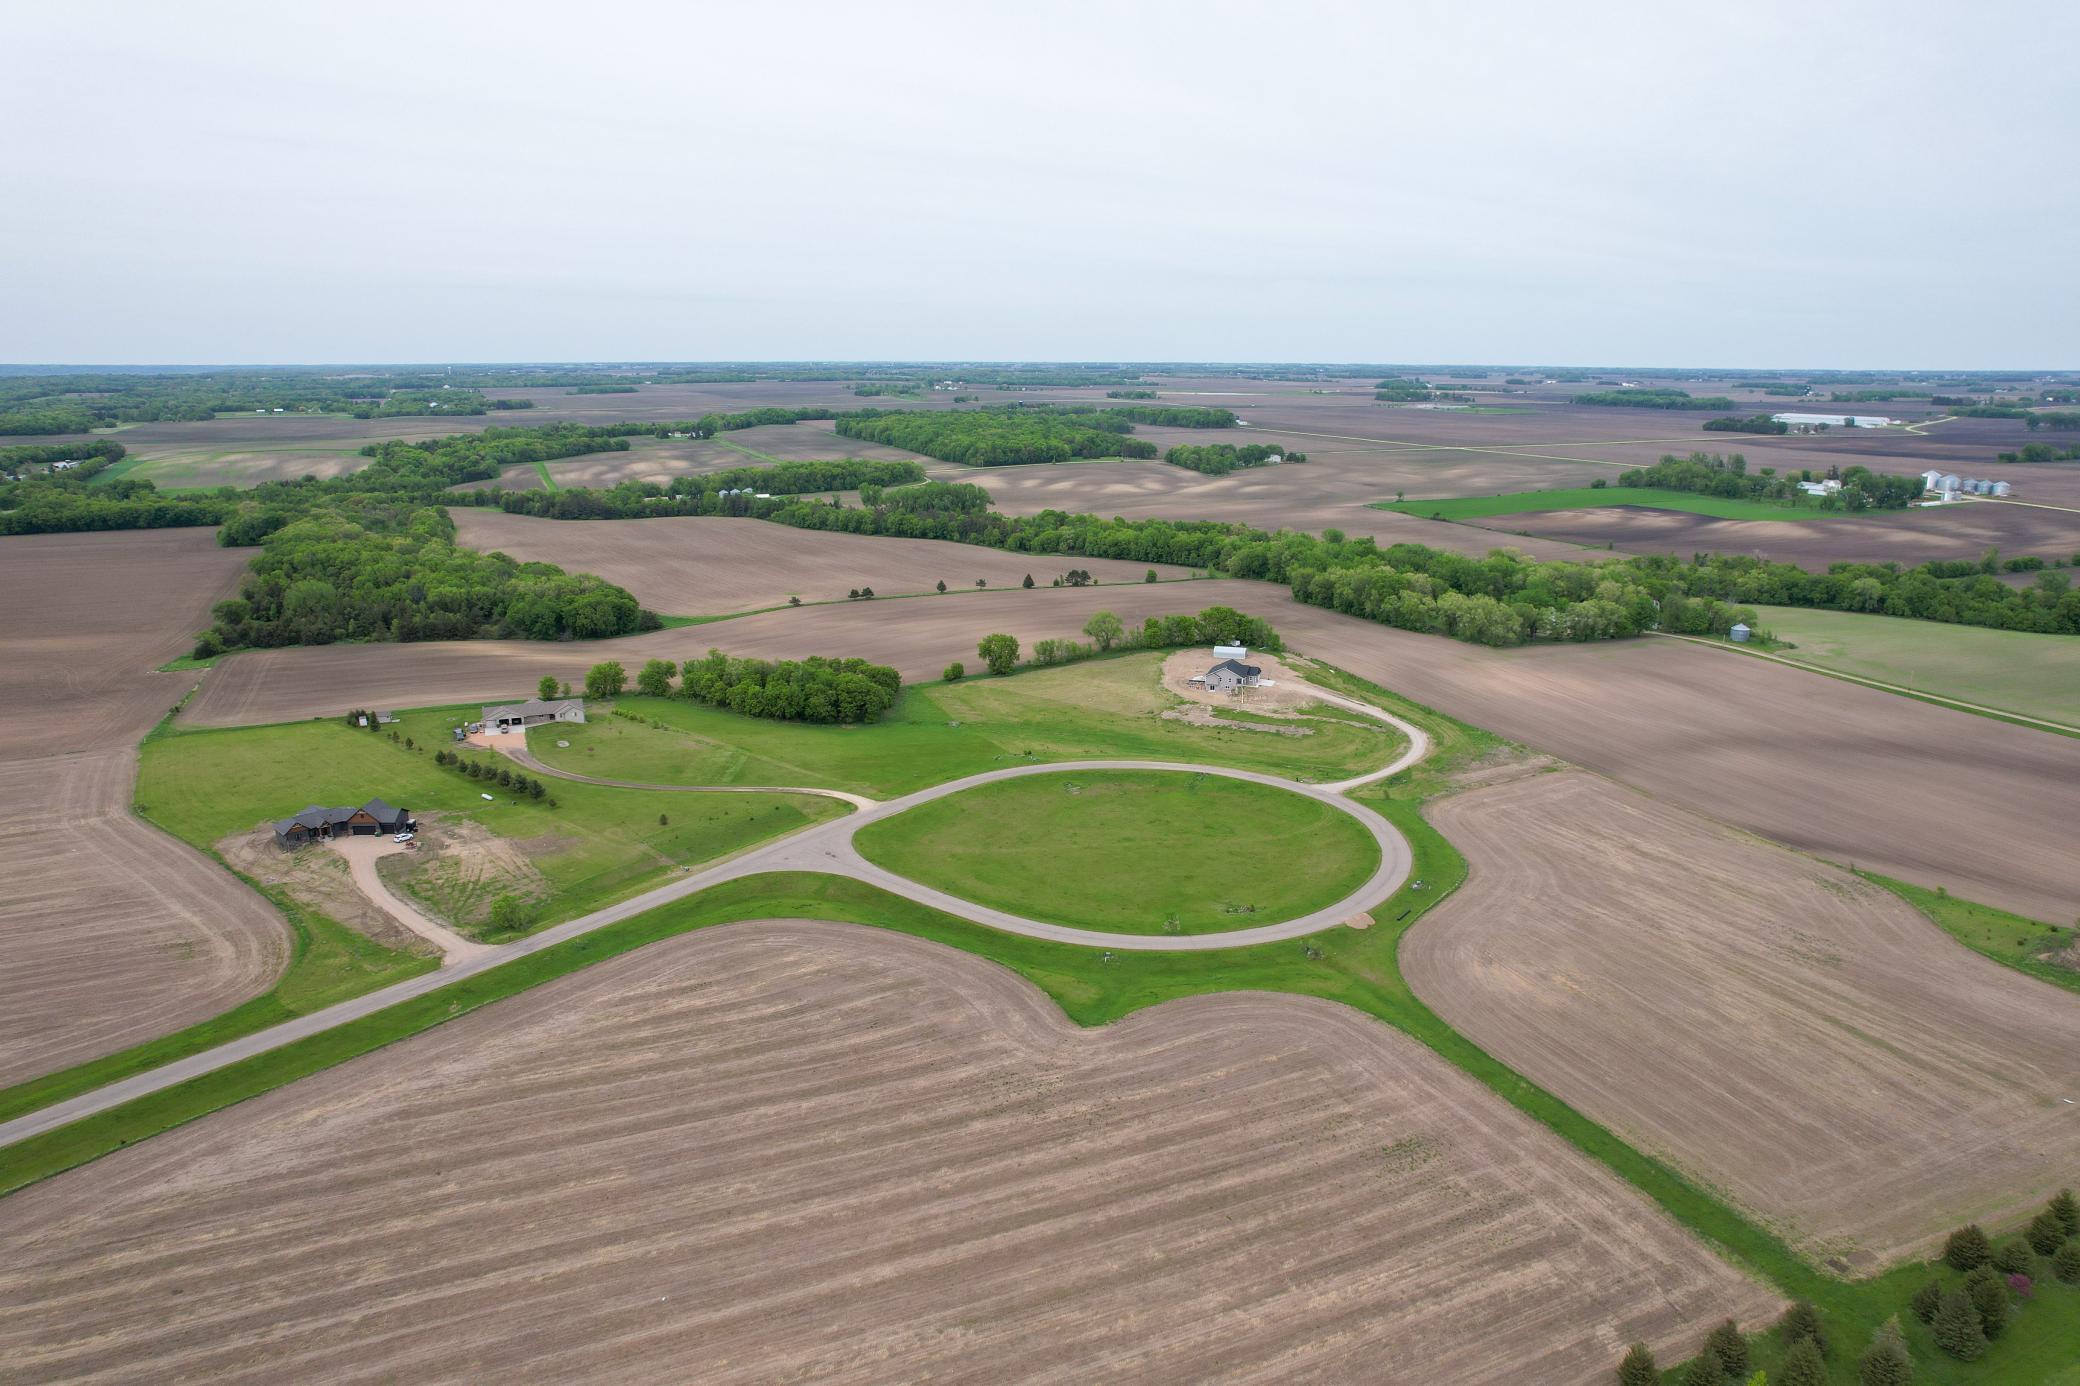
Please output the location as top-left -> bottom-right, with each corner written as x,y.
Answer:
0,677 -> 1428,1151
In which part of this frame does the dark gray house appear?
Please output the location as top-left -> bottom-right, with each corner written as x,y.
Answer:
273,798 -> 412,848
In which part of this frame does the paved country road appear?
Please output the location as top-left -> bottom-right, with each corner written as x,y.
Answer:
0,680 -> 1426,1153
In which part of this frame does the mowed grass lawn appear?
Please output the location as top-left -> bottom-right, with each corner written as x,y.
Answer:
1374,485 -> 1885,522
532,652 -> 1399,798
138,705 -> 846,924
853,770 -> 1380,934
1750,604 -> 2080,728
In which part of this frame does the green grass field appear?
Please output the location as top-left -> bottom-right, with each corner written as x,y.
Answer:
137,704 -> 847,929
1373,485 -> 1879,522
1747,605 -> 2080,728
536,652 -> 1399,797
853,769 -> 1381,934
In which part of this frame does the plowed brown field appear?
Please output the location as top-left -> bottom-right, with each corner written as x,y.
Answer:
0,921 -> 1771,1383
0,530 -> 286,1086
1404,772 -> 2080,1268
449,509 -> 1195,613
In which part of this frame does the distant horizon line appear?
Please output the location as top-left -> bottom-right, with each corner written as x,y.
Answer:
4,360 -> 2076,376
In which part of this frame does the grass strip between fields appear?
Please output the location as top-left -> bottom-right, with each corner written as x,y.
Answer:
4,667 -> 2075,1381
1372,485 -> 1902,523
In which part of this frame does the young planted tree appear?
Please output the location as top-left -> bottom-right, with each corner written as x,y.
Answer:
2052,1238 -> 2080,1284
538,674 -> 559,701
1909,1278 -> 1944,1323
942,661 -> 964,682
1679,1353 -> 1719,1386
1704,1319 -> 1749,1377
1082,609 -> 1124,651
936,579 -> 947,593
1942,1223 -> 1991,1270
584,660 -> 626,698
1021,573 -> 1034,588
1857,1317 -> 1913,1386
1964,1266 -> 2007,1338
1992,1239 -> 2035,1274
1777,1300 -> 1827,1356
2051,1186 -> 2079,1238
2027,1207 -> 2068,1255
1615,1342 -> 1658,1386
977,633 -> 1019,676
1921,1281 -> 1988,1356
1777,1337 -> 1827,1386
635,658 -> 676,698
1144,568 -> 1158,583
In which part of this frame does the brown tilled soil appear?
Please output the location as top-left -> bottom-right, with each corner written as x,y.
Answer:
219,827 -> 430,957
1471,499 -> 2080,571
177,578 -> 2080,924
0,921 -> 1771,1383
0,530 -> 286,1086
450,509 -> 1195,613
1404,772 -> 2080,1268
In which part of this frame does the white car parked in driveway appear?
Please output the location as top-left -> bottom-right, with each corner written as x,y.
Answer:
392,831 -> 415,843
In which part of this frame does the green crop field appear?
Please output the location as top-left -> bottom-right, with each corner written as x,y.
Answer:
1373,486 -> 1882,522
137,705 -> 847,929
853,769 -> 1380,934
1748,605 -> 2080,728
534,652 -> 1400,798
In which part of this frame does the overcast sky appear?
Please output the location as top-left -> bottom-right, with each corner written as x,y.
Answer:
6,1 -> 2076,368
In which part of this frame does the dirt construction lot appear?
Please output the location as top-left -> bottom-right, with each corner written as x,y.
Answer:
0,531 -> 286,1087
0,921 -> 1770,1383
449,509 -> 1195,614
1405,772 -> 2080,1269
178,577 -> 2080,924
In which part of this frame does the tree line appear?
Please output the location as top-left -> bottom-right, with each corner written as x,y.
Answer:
1164,443 -> 1307,475
1573,389 -> 1739,411
1701,414 -> 1789,435
605,650 -> 903,724
479,459 -> 928,521
834,409 -> 1158,466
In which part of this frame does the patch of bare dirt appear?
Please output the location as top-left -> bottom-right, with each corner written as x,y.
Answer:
375,815 -> 549,936
219,827 -> 430,957
0,921 -> 1772,1383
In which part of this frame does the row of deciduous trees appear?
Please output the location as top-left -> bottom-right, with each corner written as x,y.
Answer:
1163,443 -> 1306,475
834,409 -> 1158,466
611,650 -> 903,724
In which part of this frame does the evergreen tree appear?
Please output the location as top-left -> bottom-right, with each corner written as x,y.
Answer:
1931,1290 -> 1986,1360
1778,1300 -> 1827,1356
1909,1278 -> 1943,1323
2051,1186 -> 2079,1238
2052,1238 -> 2080,1283
1942,1223 -> 1991,1270
1857,1317 -> 1914,1386
1992,1239 -> 2034,1274
1022,573 -> 1035,588
1615,1342 -> 1658,1386
1704,1319 -> 1749,1377
1964,1267 -> 2007,1338
1680,1353 -> 1720,1386
2027,1208 -> 2067,1255
1778,1337 -> 1827,1386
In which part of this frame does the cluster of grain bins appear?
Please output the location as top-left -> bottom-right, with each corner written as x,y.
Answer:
1919,470 -> 2012,499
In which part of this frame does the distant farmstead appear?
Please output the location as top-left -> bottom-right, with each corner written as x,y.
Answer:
273,798 -> 412,848
481,697 -> 587,734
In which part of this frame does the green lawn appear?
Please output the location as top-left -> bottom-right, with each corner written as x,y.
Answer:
533,651 -> 1400,798
1373,485 -> 1879,522
853,769 -> 1381,934
1747,605 -> 2080,728
137,704 -> 847,930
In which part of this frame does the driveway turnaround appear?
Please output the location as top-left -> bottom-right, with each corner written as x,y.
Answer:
0,676 -> 1427,1152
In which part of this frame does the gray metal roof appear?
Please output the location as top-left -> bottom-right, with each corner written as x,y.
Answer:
1208,658 -> 1261,678
483,697 -> 583,721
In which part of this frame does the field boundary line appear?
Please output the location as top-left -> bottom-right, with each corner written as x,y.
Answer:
1649,631 -> 2080,738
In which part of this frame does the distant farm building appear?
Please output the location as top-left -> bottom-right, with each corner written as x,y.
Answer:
481,697 -> 587,734
1771,412 -> 1896,430
273,798 -> 411,848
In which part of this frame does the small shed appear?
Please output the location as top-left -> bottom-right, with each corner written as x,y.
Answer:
1729,623 -> 1753,644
